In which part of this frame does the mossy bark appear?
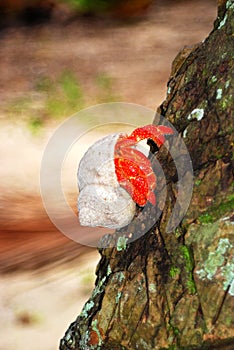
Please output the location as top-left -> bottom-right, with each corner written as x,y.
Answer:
60,1 -> 234,349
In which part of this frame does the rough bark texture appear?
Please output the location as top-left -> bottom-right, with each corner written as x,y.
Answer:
60,1 -> 234,349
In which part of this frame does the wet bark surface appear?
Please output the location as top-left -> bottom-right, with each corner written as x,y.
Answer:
60,1 -> 234,349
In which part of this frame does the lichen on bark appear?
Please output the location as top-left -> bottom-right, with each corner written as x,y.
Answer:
60,1 -> 234,349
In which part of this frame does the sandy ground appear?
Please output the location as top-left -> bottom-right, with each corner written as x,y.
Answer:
0,251 -> 99,350
0,1 -> 217,349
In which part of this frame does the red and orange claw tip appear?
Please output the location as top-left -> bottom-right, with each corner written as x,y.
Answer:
129,124 -> 174,148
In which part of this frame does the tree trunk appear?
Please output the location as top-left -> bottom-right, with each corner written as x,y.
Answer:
60,1 -> 234,349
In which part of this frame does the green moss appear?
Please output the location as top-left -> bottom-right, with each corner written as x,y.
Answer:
225,315 -> 232,326
175,227 -> 183,238
173,327 -> 180,336
216,154 -> 223,160
198,195 -> 234,224
180,245 -> 196,294
169,266 -> 181,278
186,279 -> 196,294
194,179 -> 202,186
180,246 -> 193,272
167,322 -> 180,340
199,213 -> 214,224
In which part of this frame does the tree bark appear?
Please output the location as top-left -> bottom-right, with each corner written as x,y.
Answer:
60,1 -> 234,349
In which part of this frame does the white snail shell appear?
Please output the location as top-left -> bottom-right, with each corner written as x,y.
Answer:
77,133 -> 136,229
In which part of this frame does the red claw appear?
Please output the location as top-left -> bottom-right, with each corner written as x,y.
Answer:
129,125 -> 174,147
114,124 -> 174,207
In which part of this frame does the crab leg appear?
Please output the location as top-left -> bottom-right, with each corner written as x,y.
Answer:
114,147 -> 156,206
115,148 -> 156,182
129,124 -> 174,147
114,124 -> 174,207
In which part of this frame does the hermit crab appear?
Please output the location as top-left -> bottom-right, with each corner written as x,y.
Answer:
77,124 -> 173,229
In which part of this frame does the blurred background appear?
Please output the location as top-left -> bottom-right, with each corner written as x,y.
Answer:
0,1 -> 216,349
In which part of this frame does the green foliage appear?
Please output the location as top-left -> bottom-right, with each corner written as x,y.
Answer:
95,73 -> 119,103
27,116 -> 43,135
39,70 -> 84,118
60,70 -> 84,108
6,70 -> 119,134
